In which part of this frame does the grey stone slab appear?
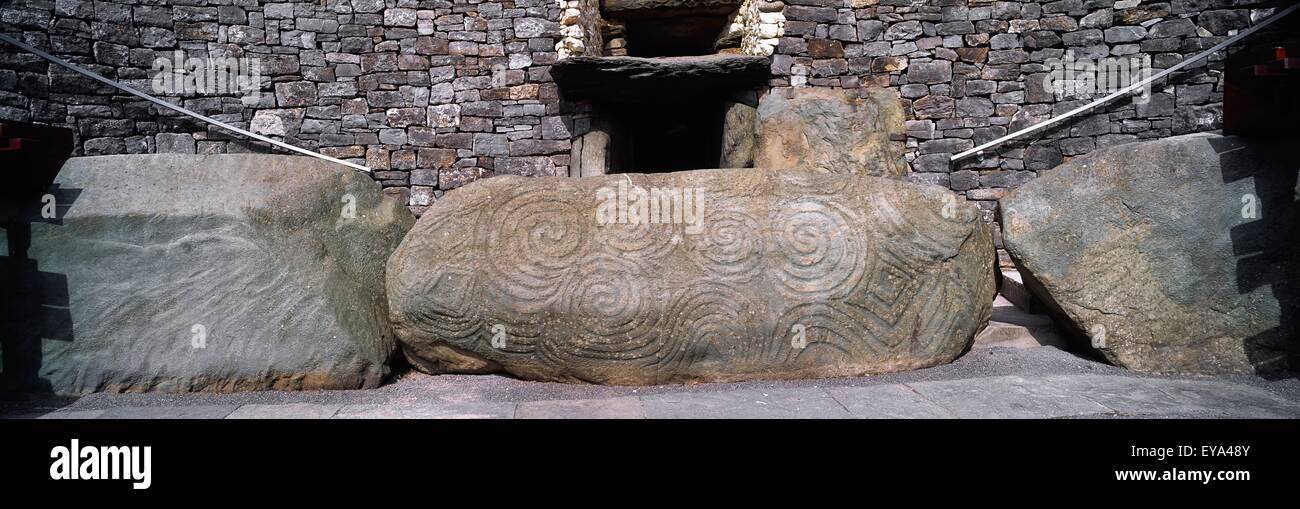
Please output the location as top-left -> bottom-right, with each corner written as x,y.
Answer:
1035,375 -> 1189,416
0,413 -> 44,420
98,405 -> 239,419
4,154 -> 413,394
973,320 -> 1068,350
1039,375 -> 1300,418
334,401 -> 514,419
515,397 -> 645,419
909,376 -> 1114,418
225,403 -> 342,419
1139,379 -> 1300,419
640,388 -> 853,419
36,410 -> 106,419
825,384 -> 957,419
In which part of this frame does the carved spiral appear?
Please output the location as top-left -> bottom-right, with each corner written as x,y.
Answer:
771,199 -> 866,299
483,189 -> 589,314
658,282 -> 763,372
595,217 -> 680,260
557,254 -> 662,360
591,182 -> 689,260
782,171 -> 852,196
688,208 -> 765,282
769,302 -> 881,364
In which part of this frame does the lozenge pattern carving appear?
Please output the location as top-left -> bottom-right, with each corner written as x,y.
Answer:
387,169 -> 995,384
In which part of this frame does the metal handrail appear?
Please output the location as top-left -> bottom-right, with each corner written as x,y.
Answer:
951,2 -> 1300,162
0,32 -> 371,172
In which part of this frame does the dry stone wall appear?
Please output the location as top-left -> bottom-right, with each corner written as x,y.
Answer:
0,0 -> 571,216
768,0 -> 1283,245
0,0 -> 1273,225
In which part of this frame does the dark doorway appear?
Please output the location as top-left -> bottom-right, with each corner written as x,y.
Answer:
622,15 -> 730,57
606,97 -> 725,173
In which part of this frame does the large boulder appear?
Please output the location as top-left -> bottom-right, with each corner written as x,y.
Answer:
755,87 -> 908,177
0,154 -> 414,394
1001,133 -> 1299,376
387,168 -> 995,384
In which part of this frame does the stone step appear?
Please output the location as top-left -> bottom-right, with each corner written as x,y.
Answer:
972,296 -> 1069,350
998,268 -> 1039,312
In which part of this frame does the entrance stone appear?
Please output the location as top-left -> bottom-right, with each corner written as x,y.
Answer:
387,168 -> 995,384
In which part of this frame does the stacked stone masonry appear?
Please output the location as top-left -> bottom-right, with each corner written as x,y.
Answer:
0,0 -> 572,216
556,0 -> 599,57
0,0 -> 1278,229
769,0 -> 1282,245
727,0 -> 788,55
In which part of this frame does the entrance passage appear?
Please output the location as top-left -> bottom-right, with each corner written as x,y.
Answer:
606,97 -> 725,173
622,15 -> 731,57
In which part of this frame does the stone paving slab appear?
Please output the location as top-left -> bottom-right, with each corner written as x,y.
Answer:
640,387 -> 853,419
226,403 -> 342,419
98,405 -> 239,419
4,352 -> 1297,419
825,384 -> 956,419
333,401 -> 515,419
1027,375 -> 1300,418
906,376 -> 1115,419
516,397 -> 646,419
2,410 -> 81,420
36,410 -> 107,419
1131,379 -> 1300,418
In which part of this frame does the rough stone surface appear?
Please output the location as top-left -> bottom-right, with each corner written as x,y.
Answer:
721,100 -> 757,168
1001,133 -> 1299,376
0,0 -> 572,217
0,0 -> 1252,233
755,87 -> 907,177
388,168 -> 995,384
0,154 -> 414,394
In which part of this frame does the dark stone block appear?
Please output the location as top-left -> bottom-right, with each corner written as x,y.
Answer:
807,39 -> 845,58
908,60 -> 952,84
784,5 -> 840,23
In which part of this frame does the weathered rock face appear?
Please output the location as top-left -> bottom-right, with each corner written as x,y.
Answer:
388,168 -> 995,384
0,154 -> 414,394
755,87 -> 908,178
1001,133 -> 1299,376
720,100 -> 757,168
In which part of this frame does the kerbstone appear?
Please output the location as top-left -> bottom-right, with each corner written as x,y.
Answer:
387,169 -> 995,384
1002,133 -> 1299,375
0,155 -> 414,394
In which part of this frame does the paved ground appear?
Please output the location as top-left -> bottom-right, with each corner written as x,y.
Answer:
3,347 -> 1298,419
